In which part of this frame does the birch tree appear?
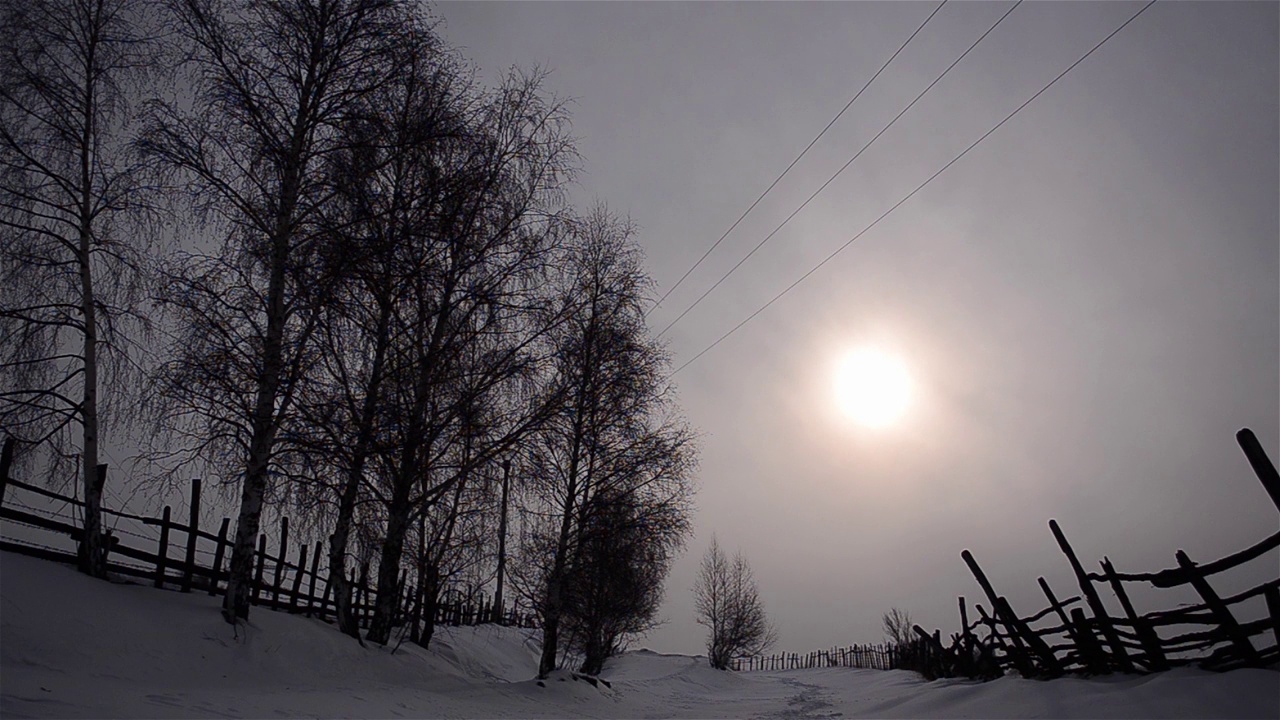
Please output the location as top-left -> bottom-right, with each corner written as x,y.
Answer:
529,208 -> 696,678
0,0 -> 155,577
694,536 -> 776,670
140,0 -> 409,622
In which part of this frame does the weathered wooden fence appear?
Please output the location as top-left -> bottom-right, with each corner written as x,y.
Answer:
733,428 -> 1280,680
730,644 -> 902,672
0,440 -> 536,634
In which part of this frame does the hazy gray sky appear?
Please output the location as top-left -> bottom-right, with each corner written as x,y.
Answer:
436,1 -> 1279,656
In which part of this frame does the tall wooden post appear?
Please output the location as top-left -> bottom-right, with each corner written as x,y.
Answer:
493,458 -> 510,623
272,517 -> 289,608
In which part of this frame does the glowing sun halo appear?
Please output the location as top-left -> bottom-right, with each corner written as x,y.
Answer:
835,348 -> 912,428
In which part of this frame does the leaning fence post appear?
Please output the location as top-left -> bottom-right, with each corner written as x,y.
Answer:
154,506 -> 172,588
1236,429 -> 1280,513
289,542 -> 307,612
1263,585 -> 1280,650
1049,520 -> 1134,672
307,540 -> 322,616
1037,576 -> 1092,673
182,479 -> 202,593
1099,557 -> 1167,671
961,550 -> 1036,676
1070,607 -> 1109,673
0,436 -> 14,507
209,517 -> 230,596
1176,550 -> 1260,666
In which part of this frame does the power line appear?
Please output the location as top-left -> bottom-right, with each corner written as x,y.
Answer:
657,0 -> 1023,340
645,0 -> 950,317
670,0 -> 1158,377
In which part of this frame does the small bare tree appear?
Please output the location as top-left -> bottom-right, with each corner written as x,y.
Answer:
693,535 -> 776,670
883,607 -> 914,648
885,604 -> 916,645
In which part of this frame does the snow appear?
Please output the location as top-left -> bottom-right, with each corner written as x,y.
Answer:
2,551 -> 1277,719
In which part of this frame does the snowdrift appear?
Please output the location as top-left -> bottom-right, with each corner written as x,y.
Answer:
2,551 -> 1276,718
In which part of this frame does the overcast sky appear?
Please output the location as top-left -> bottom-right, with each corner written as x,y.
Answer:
434,1 -> 1279,657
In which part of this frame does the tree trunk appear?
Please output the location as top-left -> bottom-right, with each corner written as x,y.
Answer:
76,22 -> 106,580
222,189 -> 294,623
416,563 -> 440,649
365,465 -> 416,644
539,298 -> 597,678
327,302 -> 392,638
493,459 -> 510,622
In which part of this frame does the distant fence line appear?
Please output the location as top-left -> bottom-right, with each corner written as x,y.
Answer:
0,440 -> 536,634
730,644 -> 901,672
731,428 -> 1280,680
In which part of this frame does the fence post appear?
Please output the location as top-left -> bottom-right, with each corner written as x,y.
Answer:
997,596 -> 1062,677
290,542 -> 307,612
209,517 -> 230,596
1237,429 -> 1280,512
253,533 -> 267,604
307,540 -> 322,617
319,566 -> 334,622
271,517 -> 289,609
0,436 -> 14,507
357,561 -> 369,628
182,479 -> 202,593
1176,550 -> 1260,666
1038,576 -> 1093,673
1099,557 -> 1167,671
154,506 -> 171,588
960,550 -> 1034,676
1070,607 -> 1109,673
1048,520 -> 1134,672
959,596 -> 974,664
1264,585 -> 1280,649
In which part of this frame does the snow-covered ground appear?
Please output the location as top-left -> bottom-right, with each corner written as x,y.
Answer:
2,551 -> 1276,719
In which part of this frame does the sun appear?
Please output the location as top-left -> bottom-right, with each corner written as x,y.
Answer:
834,347 -> 912,428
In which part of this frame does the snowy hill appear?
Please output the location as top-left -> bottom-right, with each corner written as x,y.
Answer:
2,551 -> 1276,718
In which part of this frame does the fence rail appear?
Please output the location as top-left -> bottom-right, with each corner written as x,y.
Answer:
0,441 -> 536,637
731,428 -> 1280,680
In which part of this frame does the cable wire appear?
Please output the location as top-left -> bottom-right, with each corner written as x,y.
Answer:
646,0 -> 950,316
670,0 -> 1158,376
657,0 -> 1023,340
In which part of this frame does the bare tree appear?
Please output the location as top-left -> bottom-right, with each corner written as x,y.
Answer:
0,0 -> 155,577
563,473 -> 692,676
357,66 -> 575,646
140,0 -> 409,622
526,207 -> 696,677
883,607 -> 914,648
693,535 -> 776,670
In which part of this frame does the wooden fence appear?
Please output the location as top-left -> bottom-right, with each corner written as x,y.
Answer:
732,428 -> 1280,680
0,440 -> 536,635
730,644 -> 902,672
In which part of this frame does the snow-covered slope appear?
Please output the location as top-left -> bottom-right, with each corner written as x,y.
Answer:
2,551 -> 1276,719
